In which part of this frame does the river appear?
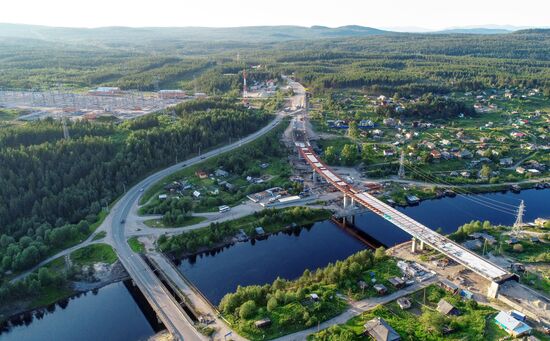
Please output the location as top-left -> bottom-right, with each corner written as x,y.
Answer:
2,189 -> 548,339
0,281 -> 161,341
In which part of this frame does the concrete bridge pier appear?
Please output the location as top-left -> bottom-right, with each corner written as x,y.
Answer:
419,240 -> 425,251
312,171 -> 318,182
343,194 -> 355,209
411,237 -> 417,253
343,214 -> 356,225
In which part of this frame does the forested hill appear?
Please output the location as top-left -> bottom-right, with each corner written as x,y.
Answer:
0,100 -> 269,275
0,23 -> 388,43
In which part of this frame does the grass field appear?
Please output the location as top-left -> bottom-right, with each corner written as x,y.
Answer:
128,237 -> 145,253
71,244 -> 117,266
143,216 -> 207,228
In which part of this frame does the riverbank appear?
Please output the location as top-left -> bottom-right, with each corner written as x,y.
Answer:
386,179 -> 548,207
218,249 -> 399,341
0,248 -> 128,325
158,207 -> 332,259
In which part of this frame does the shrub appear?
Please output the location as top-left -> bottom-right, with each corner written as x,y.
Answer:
239,300 -> 257,320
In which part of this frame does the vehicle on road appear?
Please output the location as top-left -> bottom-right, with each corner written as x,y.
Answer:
139,188 -> 144,192
120,219 -> 125,224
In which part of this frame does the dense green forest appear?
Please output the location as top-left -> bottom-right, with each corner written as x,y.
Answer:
1,27 -> 549,95
1,24 -> 550,278
0,100 -> 269,276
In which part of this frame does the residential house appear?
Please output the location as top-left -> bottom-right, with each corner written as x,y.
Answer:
388,277 -> 405,288
214,169 -> 229,177
396,297 -> 412,310
195,170 -> 208,179
437,299 -> 460,316
511,132 -> 526,139
424,141 -> 436,150
430,150 -> 441,159
255,318 -> 272,329
438,280 -> 459,294
374,284 -> 388,295
499,158 -> 514,167
516,167 -> 526,174
494,311 -> 532,337
364,317 -> 401,341
441,151 -> 452,160
455,150 -> 473,159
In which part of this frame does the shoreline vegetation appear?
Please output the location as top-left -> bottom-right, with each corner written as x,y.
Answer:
218,248 -> 398,340
385,181 -> 547,207
0,243 -> 122,325
158,207 -> 332,258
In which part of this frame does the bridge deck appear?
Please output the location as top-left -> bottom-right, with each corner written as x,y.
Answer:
298,145 -> 511,283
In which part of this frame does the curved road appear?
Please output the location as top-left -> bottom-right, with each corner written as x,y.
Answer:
12,80 -> 304,340
107,111 -> 289,340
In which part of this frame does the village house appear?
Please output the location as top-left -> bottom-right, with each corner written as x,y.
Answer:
396,297 -> 412,310
516,167 -> 526,174
254,318 -> 272,329
214,169 -> 229,177
494,311 -> 532,337
430,150 -> 441,159
511,131 -> 526,139
374,284 -> 388,295
437,299 -> 460,316
195,170 -> 208,179
499,158 -> 514,166
455,150 -> 472,159
364,317 -> 401,341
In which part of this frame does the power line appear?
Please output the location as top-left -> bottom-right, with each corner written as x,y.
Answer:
404,163 -> 519,213
404,162 -> 521,208
403,164 -> 518,216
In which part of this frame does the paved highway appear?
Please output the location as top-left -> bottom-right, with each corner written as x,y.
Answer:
10,79 -> 305,340
107,111 -> 288,339
105,80 -> 305,339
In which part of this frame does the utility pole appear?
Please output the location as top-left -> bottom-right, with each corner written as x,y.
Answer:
398,150 -> 405,179
513,200 -> 525,236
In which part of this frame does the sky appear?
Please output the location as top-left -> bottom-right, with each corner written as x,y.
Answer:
1,0 -> 549,30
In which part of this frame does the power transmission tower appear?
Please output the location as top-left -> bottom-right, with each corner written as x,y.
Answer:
513,200 -> 525,236
398,150 -> 405,179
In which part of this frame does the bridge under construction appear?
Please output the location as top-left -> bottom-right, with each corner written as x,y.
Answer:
295,135 -> 517,298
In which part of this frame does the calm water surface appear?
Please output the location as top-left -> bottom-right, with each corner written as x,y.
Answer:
4,189 -> 548,338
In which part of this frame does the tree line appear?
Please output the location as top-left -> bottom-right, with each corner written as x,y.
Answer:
0,101 -> 269,276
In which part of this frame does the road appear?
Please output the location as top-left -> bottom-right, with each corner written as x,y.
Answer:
104,80 -> 305,339
148,252 -> 248,341
104,111 -> 290,339
10,80 -> 308,339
